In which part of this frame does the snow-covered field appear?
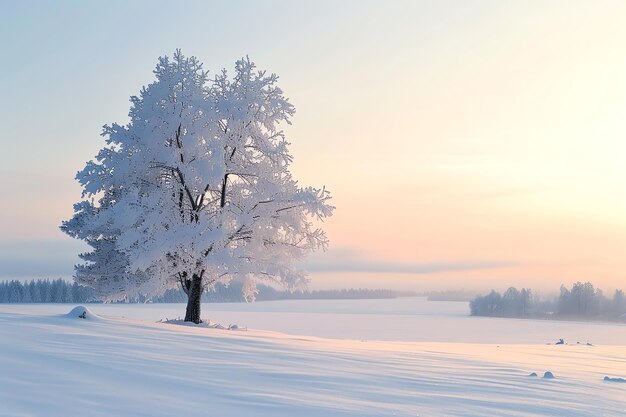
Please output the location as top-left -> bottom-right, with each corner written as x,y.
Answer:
1,298 -> 625,416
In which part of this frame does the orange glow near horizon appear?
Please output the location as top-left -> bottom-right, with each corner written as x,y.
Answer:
2,1 -> 626,292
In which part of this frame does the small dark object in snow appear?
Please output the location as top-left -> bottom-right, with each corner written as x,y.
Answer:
604,376 -> 626,383
66,306 -> 99,321
586,342 -> 593,346
555,339 -> 565,345
543,371 -> 555,379
528,372 -> 537,377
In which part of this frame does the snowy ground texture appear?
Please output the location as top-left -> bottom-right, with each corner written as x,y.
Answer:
1,299 -> 625,417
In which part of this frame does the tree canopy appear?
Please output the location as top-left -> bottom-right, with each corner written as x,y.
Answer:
61,51 -> 333,321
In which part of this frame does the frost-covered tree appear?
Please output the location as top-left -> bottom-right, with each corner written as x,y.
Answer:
61,51 -> 333,322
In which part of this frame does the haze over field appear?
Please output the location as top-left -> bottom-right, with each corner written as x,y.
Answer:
2,1 -> 626,293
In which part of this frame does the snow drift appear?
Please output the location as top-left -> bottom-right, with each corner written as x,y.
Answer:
1,307 -> 625,417
64,305 -> 101,321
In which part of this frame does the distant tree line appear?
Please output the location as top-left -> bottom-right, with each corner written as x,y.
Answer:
0,279 -> 93,304
470,282 -> 626,321
146,284 -> 412,303
0,279 -> 415,304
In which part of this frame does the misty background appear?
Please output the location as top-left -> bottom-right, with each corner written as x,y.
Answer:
2,1 -> 626,293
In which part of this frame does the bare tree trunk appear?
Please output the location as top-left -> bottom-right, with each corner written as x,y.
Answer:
184,273 -> 203,323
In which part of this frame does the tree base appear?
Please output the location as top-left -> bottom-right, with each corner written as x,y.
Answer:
184,274 -> 203,324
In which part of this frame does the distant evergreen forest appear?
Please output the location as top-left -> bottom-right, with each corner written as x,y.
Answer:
0,279 -> 416,303
470,282 -> 626,321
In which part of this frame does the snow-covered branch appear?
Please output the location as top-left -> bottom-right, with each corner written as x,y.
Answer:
61,51 -> 334,309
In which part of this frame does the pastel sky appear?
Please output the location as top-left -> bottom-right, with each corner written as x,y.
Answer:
2,1 -> 626,292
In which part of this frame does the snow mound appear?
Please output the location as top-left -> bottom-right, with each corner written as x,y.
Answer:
543,371 -> 555,379
604,376 -> 626,383
65,306 -> 101,321
159,318 -> 246,331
